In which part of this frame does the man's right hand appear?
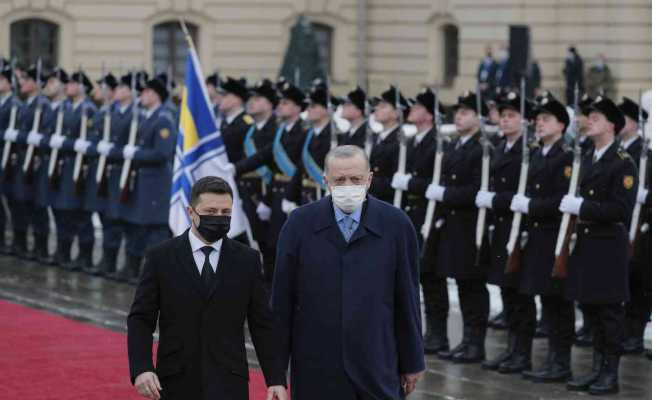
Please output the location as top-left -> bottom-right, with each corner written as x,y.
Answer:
135,371 -> 162,400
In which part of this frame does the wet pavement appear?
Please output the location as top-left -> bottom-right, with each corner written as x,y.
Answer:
1,255 -> 651,399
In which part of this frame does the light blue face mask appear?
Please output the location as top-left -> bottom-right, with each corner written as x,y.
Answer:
331,185 -> 366,213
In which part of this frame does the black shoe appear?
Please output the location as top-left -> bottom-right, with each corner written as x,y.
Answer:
489,310 -> 508,330
622,319 -> 646,355
522,350 -> 555,380
567,351 -> 604,391
438,342 -> 467,360
423,317 -> 449,354
530,361 -> 572,383
499,353 -> 531,374
113,254 -> 142,284
452,344 -> 485,364
34,235 -> 54,265
53,240 -> 72,268
535,319 -> 549,339
97,248 -> 118,278
588,355 -> 619,395
482,333 -> 516,370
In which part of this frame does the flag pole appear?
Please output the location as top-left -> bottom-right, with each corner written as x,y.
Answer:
179,19 -> 196,49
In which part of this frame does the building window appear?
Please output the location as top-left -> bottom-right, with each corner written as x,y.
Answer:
153,21 -> 198,83
10,18 -> 59,69
312,22 -> 333,77
442,24 -> 459,86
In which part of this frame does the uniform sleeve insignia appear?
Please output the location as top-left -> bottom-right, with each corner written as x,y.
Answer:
243,114 -> 254,125
87,119 -> 93,128
624,175 -> 634,190
564,166 -> 572,178
160,128 -> 171,139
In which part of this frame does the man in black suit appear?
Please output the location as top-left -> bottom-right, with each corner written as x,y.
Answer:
127,176 -> 287,400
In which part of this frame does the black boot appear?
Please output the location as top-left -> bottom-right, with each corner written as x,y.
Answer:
567,351 -> 604,391
522,348 -> 555,380
589,355 -> 620,395
535,317 -> 549,339
97,248 -> 118,278
575,318 -> 593,347
452,327 -> 486,364
127,255 -> 144,285
499,335 -> 532,374
531,348 -> 571,383
81,246 -> 100,275
438,323 -> 470,360
34,234 -> 54,265
0,229 -> 12,254
54,240 -> 72,268
482,331 -> 516,370
489,310 -> 508,330
622,319 -> 645,355
424,316 -> 449,354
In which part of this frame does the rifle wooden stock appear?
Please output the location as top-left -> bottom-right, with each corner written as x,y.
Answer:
552,216 -> 576,279
505,242 -> 522,274
1,105 -> 18,170
393,132 -> 407,207
95,111 -> 112,197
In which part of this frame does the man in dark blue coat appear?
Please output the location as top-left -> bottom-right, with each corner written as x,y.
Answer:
272,145 -> 425,400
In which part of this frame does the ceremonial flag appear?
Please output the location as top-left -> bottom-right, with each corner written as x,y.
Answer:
169,40 -> 247,238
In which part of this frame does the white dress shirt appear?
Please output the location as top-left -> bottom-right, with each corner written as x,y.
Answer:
593,140 -> 614,162
188,229 -> 222,274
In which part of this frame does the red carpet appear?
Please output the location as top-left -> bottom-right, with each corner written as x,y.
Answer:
0,300 -> 271,399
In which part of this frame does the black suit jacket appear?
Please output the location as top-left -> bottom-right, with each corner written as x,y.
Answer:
127,232 -> 285,400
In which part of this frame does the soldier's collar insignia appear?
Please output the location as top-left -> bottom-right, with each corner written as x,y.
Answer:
160,128 -> 171,139
624,175 -> 634,190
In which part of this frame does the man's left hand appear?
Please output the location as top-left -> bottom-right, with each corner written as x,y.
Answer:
266,385 -> 287,400
401,371 -> 424,396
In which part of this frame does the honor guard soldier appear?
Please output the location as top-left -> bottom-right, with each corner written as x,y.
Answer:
230,79 -> 306,284
218,77 -> 252,164
511,94 -> 574,382
283,82 -> 337,210
49,70 -> 97,270
10,63 -> 52,261
425,90 -> 488,363
155,72 -> 179,123
369,86 -> 406,204
76,72 -> 119,274
339,86 -> 368,149
617,97 -> 650,355
118,76 -> 176,284
562,96 -> 636,395
205,72 -> 223,126
98,72 -> 146,281
392,88 -> 450,354
0,60 -> 21,254
475,90 -> 533,373
231,79 -> 278,259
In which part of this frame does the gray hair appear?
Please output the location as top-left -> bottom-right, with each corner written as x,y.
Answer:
324,145 -> 370,174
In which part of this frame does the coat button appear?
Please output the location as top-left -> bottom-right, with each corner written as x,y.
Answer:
501,177 -> 506,183
589,189 -> 594,196
498,217 -> 504,222
451,210 -> 456,215
535,184 -> 540,190
533,222 -> 539,228
374,167 -> 380,172
584,228 -> 589,234
452,174 -> 457,180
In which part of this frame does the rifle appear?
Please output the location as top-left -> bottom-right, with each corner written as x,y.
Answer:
421,89 -> 444,241
629,89 -> 648,252
363,99 -> 374,159
119,71 -> 139,202
552,84 -> 581,279
47,69 -> 65,187
22,58 -> 43,179
1,58 -> 19,172
393,84 -> 407,208
95,63 -> 112,197
72,69 -> 89,193
505,78 -> 529,273
475,86 -> 490,265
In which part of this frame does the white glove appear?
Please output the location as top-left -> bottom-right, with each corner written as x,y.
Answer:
510,194 -> 531,214
49,135 -> 65,149
123,144 -> 139,160
223,162 -> 236,175
425,184 -> 445,201
3,129 -> 18,142
97,140 -> 114,156
73,139 -> 91,155
281,199 -> 298,214
475,190 -> 496,209
559,195 -> 584,216
637,188 -> 649,205
391,173 -> 412,191
256,202 -> 272,221
27,132 -> 44,146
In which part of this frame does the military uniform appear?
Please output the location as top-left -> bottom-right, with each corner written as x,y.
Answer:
286,122 -> 331,205
618,97 -> 651,355
219,77 -> 251,164
369,127 -> 399,204
338,122 -> 367,148
0,87 -> 21,253
565,96 -> 635,395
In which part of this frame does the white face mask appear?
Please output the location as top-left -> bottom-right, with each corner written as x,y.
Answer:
331,185 -> 367,213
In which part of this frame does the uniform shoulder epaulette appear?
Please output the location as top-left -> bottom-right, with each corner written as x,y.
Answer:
243,114 -> 254,125
159,110 -> 175,125
617,147 -> 632,161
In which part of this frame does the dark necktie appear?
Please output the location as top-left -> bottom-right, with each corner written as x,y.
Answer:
200,246 -> 215,291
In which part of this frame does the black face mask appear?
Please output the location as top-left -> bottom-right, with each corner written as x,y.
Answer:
194,211 -> 231,243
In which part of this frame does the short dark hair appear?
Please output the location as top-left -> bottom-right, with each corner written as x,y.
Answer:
190,176 -> 233,207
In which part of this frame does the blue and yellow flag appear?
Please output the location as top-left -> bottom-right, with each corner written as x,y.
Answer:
169,48 -> 246,238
